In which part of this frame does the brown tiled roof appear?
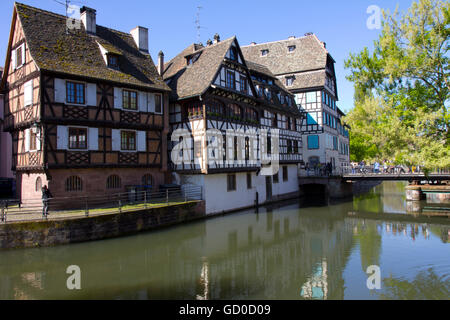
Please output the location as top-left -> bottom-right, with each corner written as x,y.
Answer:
163,37 -> 235,100
286,69 -> 326,90
245,61 -> 302,117
15,2 -> 170,91
241,34 -> 329,75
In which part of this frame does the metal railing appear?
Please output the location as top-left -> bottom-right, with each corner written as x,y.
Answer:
0,185 -> 203,223
299,165 -> 450,177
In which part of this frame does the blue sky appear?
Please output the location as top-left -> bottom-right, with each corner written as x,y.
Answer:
0,0 -> 416,112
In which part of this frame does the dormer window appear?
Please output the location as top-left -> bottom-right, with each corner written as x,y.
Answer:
261,49 -> 269,57
288,45 -> 296,52
286,76 -> 295,87
107,54 -> 119,69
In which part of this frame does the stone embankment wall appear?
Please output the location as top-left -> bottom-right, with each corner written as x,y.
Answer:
0,201 -> 205,249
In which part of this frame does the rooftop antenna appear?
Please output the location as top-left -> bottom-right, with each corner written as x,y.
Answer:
52,0 -> 70,34
195,6 -> 202,44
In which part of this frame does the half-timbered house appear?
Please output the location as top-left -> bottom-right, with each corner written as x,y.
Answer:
0,3 -> 171,204
242,34 -> 350,173
162,35 -> 303,214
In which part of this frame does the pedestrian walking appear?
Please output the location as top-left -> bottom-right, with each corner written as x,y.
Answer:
42,185 -> 52,218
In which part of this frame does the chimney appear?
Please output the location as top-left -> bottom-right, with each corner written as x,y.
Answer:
322,42 -> 327,48
213,33 -> 220,44
130,26 -> 149,53
158,51 -> 164,76
80,6 -> 96,34
250,42 -> 257,46
288,36 -> 295,40
206,39 -> 213,46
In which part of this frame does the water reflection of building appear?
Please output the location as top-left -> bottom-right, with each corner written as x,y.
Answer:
0,203 -> 355,300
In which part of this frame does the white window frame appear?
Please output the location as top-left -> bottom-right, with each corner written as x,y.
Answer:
14,43 -> 26,70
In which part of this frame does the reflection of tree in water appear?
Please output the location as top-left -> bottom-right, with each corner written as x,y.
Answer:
379,268 -> 450,300
354,221 -> 382,271
429,226 -> 450,244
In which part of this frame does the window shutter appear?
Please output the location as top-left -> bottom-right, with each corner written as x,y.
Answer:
36,131 -> 41,151
56,126 -> 68,150
24,129 -> 30,152
24,80 -> 33,106
137,131 -> 146,151
138,92 -> 147,112
21,44 -> 25,66
11,49 -> 16,70
88,127 -> 98,150
111,129 -> 120,151
113,87 -> 122,109
147,93 -> 155,113
87,83 -> 97,106
54,78 -> 66,103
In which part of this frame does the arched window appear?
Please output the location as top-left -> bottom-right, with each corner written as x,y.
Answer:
106,175 -> 121,189
65,176 -> 82,192
142,174 -> 153,186
35,177 -> 42,192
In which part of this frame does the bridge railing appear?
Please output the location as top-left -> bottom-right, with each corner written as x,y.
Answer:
0,185 -> 203,223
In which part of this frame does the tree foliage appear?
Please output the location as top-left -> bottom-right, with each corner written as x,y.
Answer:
344,0 -> 450,169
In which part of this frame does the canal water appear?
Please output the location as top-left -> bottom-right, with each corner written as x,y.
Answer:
0,182 -> 449,300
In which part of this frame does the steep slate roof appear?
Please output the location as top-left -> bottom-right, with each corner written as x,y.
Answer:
163,37 -> 235,100
13,2 -> 169,91
241,34 -> 332,91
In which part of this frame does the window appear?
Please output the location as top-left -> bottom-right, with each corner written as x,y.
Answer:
226,70 -> 235,89
294,140 -> 299,154
307,113 -> 318,125
261,49 -> 269,56
267,134 -> 272,155
66,82 -> 85,104
240,76 -> 247,93
287,140 -> 292,154
207,99 -> 223,115
66,176 -> 82,192
265,88 -> 272,100
142,174 -> 153,186
273,171 -> 279,184
283,166 -> 288,181
288,45 -> 296,52
123,90 -> 137,110
155,94 -> 162,113
307,135 -> 319,149
227,103 -> 242,118
306,92 -> 316,103
35,177 -> 42,192
16,45 -> 23,67
106,175 -> 121,189
233,136 -> 238,161
107,54 -> 119,68
247,172 -> 252,189
187,101 -> 202,118
333,136 -> 338,150
229,46 -> 238,61
245,108 -> 258,122
121,131 -> 136,150
29,130 -> 37,151
68,127 -> 87,149
286,76 -> 294,87
227,174 -> 236,191
245,137 -> 250,161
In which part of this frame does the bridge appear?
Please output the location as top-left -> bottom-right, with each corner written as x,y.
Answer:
342,173 -> 450,182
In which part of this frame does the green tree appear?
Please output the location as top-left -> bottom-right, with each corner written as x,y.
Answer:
344,0 -> 450,168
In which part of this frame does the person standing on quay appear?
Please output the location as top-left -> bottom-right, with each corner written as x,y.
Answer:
42,185 -> 52,218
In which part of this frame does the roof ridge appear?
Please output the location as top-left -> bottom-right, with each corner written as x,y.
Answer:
15,2 -> 133,38
241,34 -> 312,48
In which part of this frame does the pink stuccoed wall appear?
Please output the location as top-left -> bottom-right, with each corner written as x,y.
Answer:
0,93 -> 14,179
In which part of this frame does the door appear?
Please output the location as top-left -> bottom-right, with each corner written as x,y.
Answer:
265,176 -> 272,200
